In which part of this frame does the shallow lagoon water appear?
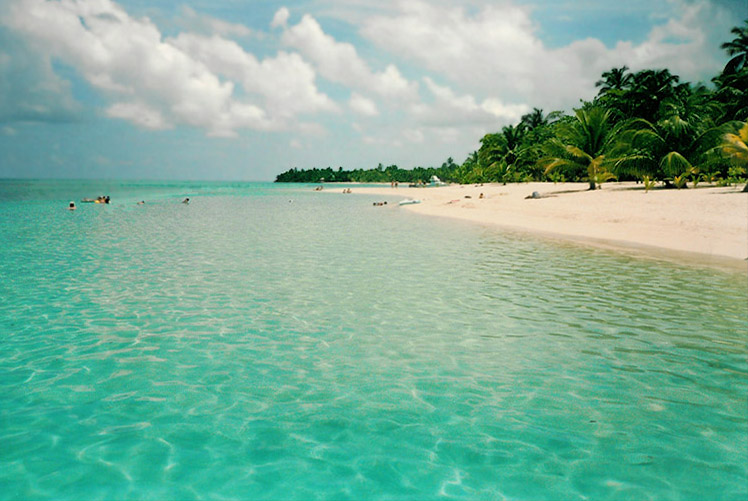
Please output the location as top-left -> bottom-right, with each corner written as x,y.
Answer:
1,180 -> 746,500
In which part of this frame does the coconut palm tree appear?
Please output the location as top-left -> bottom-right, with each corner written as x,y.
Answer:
595,66 -> 633,94
721,20 -> 748,75
539,106 -> 616,190
714,21 -> 748,122
720,122 -> 748,192
611,107 -> 723,187
497,124 -> 526,166
477,124 -> 528,182
626,69 -> 680,123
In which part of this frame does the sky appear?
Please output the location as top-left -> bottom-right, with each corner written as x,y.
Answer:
0,0 -> 744,181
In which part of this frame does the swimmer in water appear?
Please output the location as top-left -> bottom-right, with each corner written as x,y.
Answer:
182,198 -> 190,204
68,201 -> 76,210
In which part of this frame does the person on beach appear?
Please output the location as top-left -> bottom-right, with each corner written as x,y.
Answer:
182,198 -> 190,204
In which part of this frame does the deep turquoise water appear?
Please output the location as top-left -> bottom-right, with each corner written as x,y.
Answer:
1,180 -> 746,500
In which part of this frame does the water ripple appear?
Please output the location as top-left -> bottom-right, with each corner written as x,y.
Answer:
0,184 -> 746,500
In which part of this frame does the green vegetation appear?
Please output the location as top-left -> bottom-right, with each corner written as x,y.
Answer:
276,21 -> 748,190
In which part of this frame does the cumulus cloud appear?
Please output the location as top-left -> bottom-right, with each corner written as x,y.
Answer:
0,27 -> 81,122
170,34 -> 338,120
349,92 -> 379,116
279,11 -> 419,102
1,0 -> 735,174
177,6 -> 253,38
413,77 -> 528,126
271,7 -> 290,29
106,101 -> 169,130
3,0 -> 336,135
360,0 -> 734,110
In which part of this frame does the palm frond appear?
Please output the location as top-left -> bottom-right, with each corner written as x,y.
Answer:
660,151 -> 693,177
540,157 -> 573,174
565,145 -> 593,162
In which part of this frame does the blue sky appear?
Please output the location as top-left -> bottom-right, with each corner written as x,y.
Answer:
0,0 -> 743,181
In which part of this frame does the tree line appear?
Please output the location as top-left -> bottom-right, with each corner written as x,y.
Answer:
276,21 -> 748,191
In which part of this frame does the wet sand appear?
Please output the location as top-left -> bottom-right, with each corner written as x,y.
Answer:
351,182 -> 748,263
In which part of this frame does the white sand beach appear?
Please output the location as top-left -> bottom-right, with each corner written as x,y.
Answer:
350,182 -> 748,263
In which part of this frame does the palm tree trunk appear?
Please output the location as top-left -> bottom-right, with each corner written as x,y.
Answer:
587,160 -> 601,190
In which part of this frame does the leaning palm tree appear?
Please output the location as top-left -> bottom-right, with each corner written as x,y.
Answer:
721,20 -> 748,75
721,122 -> 748,192
539,106 -> 616,190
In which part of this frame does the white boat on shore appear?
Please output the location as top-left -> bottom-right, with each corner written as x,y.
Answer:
398,199 -> 421,206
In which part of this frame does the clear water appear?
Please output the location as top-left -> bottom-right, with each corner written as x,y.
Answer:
1,180 -> 746,500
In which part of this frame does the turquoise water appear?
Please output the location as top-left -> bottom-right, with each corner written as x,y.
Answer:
1,180 -> 746,500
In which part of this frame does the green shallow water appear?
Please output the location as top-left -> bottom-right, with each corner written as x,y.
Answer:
1,180 -> 746,500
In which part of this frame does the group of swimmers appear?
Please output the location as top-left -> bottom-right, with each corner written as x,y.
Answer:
68,197 -> 190,210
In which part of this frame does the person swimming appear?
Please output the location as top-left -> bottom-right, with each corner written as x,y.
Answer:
182,198 -> 190,204
68,201 -> 76,210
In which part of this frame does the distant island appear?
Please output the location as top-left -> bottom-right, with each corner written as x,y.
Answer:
277,20 -> 747,192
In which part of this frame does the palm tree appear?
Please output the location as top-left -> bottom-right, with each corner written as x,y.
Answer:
539,107 -> 616,190
626,69 -> 680,123
714,21 -> 748,122
713,70 -> 748,122
611,107 -> 722,187
595,66 -> 633,94
520,108 -> 564,131
721,20 -> 748,75
498,124 -> 526,166
477,124 -> 527,182
721,122 -> 748,192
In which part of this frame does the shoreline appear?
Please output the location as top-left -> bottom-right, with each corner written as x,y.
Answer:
345,182 -> 748,267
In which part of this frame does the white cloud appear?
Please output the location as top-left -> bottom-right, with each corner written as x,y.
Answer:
178,6 -> 253,38
171,34 -> 339,120
402,128 -> 424,144
0,28 -> 81,122
280,12 -> 419,102
4,0 -> 336,135
106,101 -> 169,130
411,77 -> 528,127
349,93 -> 379,116
271,7 -> 290,29
361,1 -> 539,100
359,0 -> 733,110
